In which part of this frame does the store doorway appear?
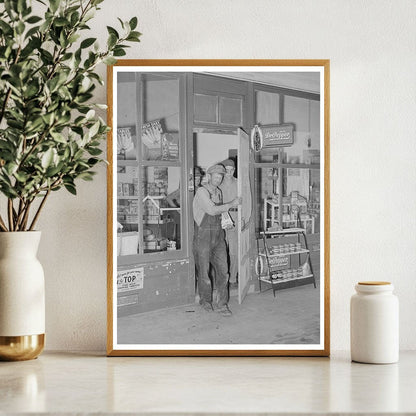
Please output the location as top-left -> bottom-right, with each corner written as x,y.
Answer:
191,128 -> 251,304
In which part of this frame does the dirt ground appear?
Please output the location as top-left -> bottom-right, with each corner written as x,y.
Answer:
117,282 -> 321,345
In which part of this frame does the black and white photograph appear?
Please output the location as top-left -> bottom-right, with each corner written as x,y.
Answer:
108,61 -> 329,355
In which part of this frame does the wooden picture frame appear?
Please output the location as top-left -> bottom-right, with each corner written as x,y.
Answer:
107,60 -> 330,356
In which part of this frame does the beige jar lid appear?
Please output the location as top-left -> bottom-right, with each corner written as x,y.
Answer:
358,281 -> 391,285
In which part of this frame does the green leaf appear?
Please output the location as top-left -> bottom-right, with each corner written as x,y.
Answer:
54,17 -> 69,27
129,16 -> 138,30
64,183 -> 77,195
85,109 -> 95,120
87,147 -> 102,156
5,162 -> 18,176
107,33 -> 117,49
50,131 -> 67,143
45,165 -> 62,177
113,47 -> 126,57
16,21 -> 25,35
41,148 -> 54,169
17,0 -> 26,14
103,56 -> 117,65
14,171 -> 28,183
88,120 -> 100,138
26,15 -> 42,24
68,33 -> 80,44
117,17 -> 125,29
80,37 -> 96,49
0,20 -> 13,35
70,11 -> 80,26
25,117 -> 44,133
77,171 -> 95,181
42,112 -> 55,125
126,32 -> 141,42
106,26 -> 119,39
49,0 -> 60,13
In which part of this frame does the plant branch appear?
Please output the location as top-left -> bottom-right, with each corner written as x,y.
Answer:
18,120 -> 58,169
29,189 -> 50,231
14,198 -> 23,230
0,213 -> 8,232
7,199 -> 14,231
15,199 -> 28,231
20,200 -> 33,231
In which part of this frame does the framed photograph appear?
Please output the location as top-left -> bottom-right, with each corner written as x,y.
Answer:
107,60 -> 330,356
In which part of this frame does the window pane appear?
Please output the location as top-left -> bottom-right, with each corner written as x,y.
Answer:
116,127 -> 137,161
219,96 -> 242,126
255,91 -> 280,125
117,165 -> 139,256
142,167 -> 181,252
254,167 -> 318,235
117,73 -> 138,161
254,90 -> 280,162
141,76 -> 180,161
194,93 -> 218,123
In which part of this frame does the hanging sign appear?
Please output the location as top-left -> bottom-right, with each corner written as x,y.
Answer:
117,267 -> 144,293
251,124 -> 294,151
262,124 -> 294,148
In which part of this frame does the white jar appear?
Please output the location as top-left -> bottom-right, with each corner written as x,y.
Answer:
350,281 -> 399,364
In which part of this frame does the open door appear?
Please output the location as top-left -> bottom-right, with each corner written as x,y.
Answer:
237,128 -> 252,304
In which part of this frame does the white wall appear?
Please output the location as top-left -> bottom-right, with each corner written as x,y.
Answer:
34,0 -> 416,351
195,132 -> 238,170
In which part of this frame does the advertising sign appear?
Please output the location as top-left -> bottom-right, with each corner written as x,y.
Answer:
117,267 -> 144,293
269,255 -> 290,268
262,124 -> 294,148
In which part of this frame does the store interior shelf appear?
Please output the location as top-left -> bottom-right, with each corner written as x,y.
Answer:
141,160 -> 181,167
258,249 -> 309,257
117,159 -> 138,166
253,162 -> 320,169
144,219 -> 170,224
261,228 -> 306,235
260,274 -> 314,284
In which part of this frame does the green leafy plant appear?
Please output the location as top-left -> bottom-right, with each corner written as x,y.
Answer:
0,0 -> 140,231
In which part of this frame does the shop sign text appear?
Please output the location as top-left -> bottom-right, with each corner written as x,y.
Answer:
117,267 -> 144,293
263,124 -> 294,148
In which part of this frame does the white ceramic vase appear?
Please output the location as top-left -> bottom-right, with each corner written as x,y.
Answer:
0,231 -> 45,360
350,281 -> 399,364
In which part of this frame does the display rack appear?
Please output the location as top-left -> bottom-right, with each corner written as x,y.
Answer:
263,197 -> 314,234
257,228 -> 316,297
142,195 -> 180,252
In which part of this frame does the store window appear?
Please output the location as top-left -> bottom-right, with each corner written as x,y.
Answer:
254,90 -> 280,163
254,87 -> 320,236
117,72 -> 185,261
142,166 -> 181,252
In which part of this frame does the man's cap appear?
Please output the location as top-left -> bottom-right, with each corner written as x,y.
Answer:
194,166 -> 203,176
207,164 -> 226,175
222,159 -> 235,168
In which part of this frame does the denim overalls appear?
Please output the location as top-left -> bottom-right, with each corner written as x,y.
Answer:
193,186 -> 229,308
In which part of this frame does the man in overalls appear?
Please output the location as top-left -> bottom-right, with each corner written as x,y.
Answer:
193,164 -> 241,317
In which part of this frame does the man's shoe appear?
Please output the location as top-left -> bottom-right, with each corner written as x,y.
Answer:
201,302 -> 213,312
216,305 -> 232,317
